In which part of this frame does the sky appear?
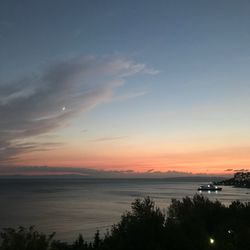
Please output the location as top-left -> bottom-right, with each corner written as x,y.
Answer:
0,0 -> 250,176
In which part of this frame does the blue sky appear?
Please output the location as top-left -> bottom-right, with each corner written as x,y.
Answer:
0,0 -> 250,174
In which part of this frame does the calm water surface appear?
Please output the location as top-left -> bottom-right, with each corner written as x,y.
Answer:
0,178 -> 249,241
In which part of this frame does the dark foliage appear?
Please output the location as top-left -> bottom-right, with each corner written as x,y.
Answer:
0,226 -> 54,250
102,197 -> 165,250
1,195 -> 250,250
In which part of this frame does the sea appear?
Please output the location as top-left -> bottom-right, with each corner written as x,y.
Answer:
0,177 -> 249,242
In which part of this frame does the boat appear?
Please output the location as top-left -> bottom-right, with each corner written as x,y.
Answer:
198,184 -> 222,192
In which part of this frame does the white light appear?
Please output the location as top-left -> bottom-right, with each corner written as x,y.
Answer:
209,238 -> 215,244
62,106 -> 66,111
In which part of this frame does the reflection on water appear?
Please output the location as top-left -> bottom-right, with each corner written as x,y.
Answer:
0,178 -> 249,241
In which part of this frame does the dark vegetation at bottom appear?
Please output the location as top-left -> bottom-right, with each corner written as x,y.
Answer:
1,195 -> 250,250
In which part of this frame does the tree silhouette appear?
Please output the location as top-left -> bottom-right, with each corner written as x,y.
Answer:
0,226 -> 54,250
1,195 -> 250,250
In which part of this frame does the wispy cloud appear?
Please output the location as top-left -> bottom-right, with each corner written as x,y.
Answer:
225,168 -> 249,172
0,56 -> 157,163
112,91 -> 147,102
91,136 -> 129,142
233,168 -> 249,172
225,169 -> 234,172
